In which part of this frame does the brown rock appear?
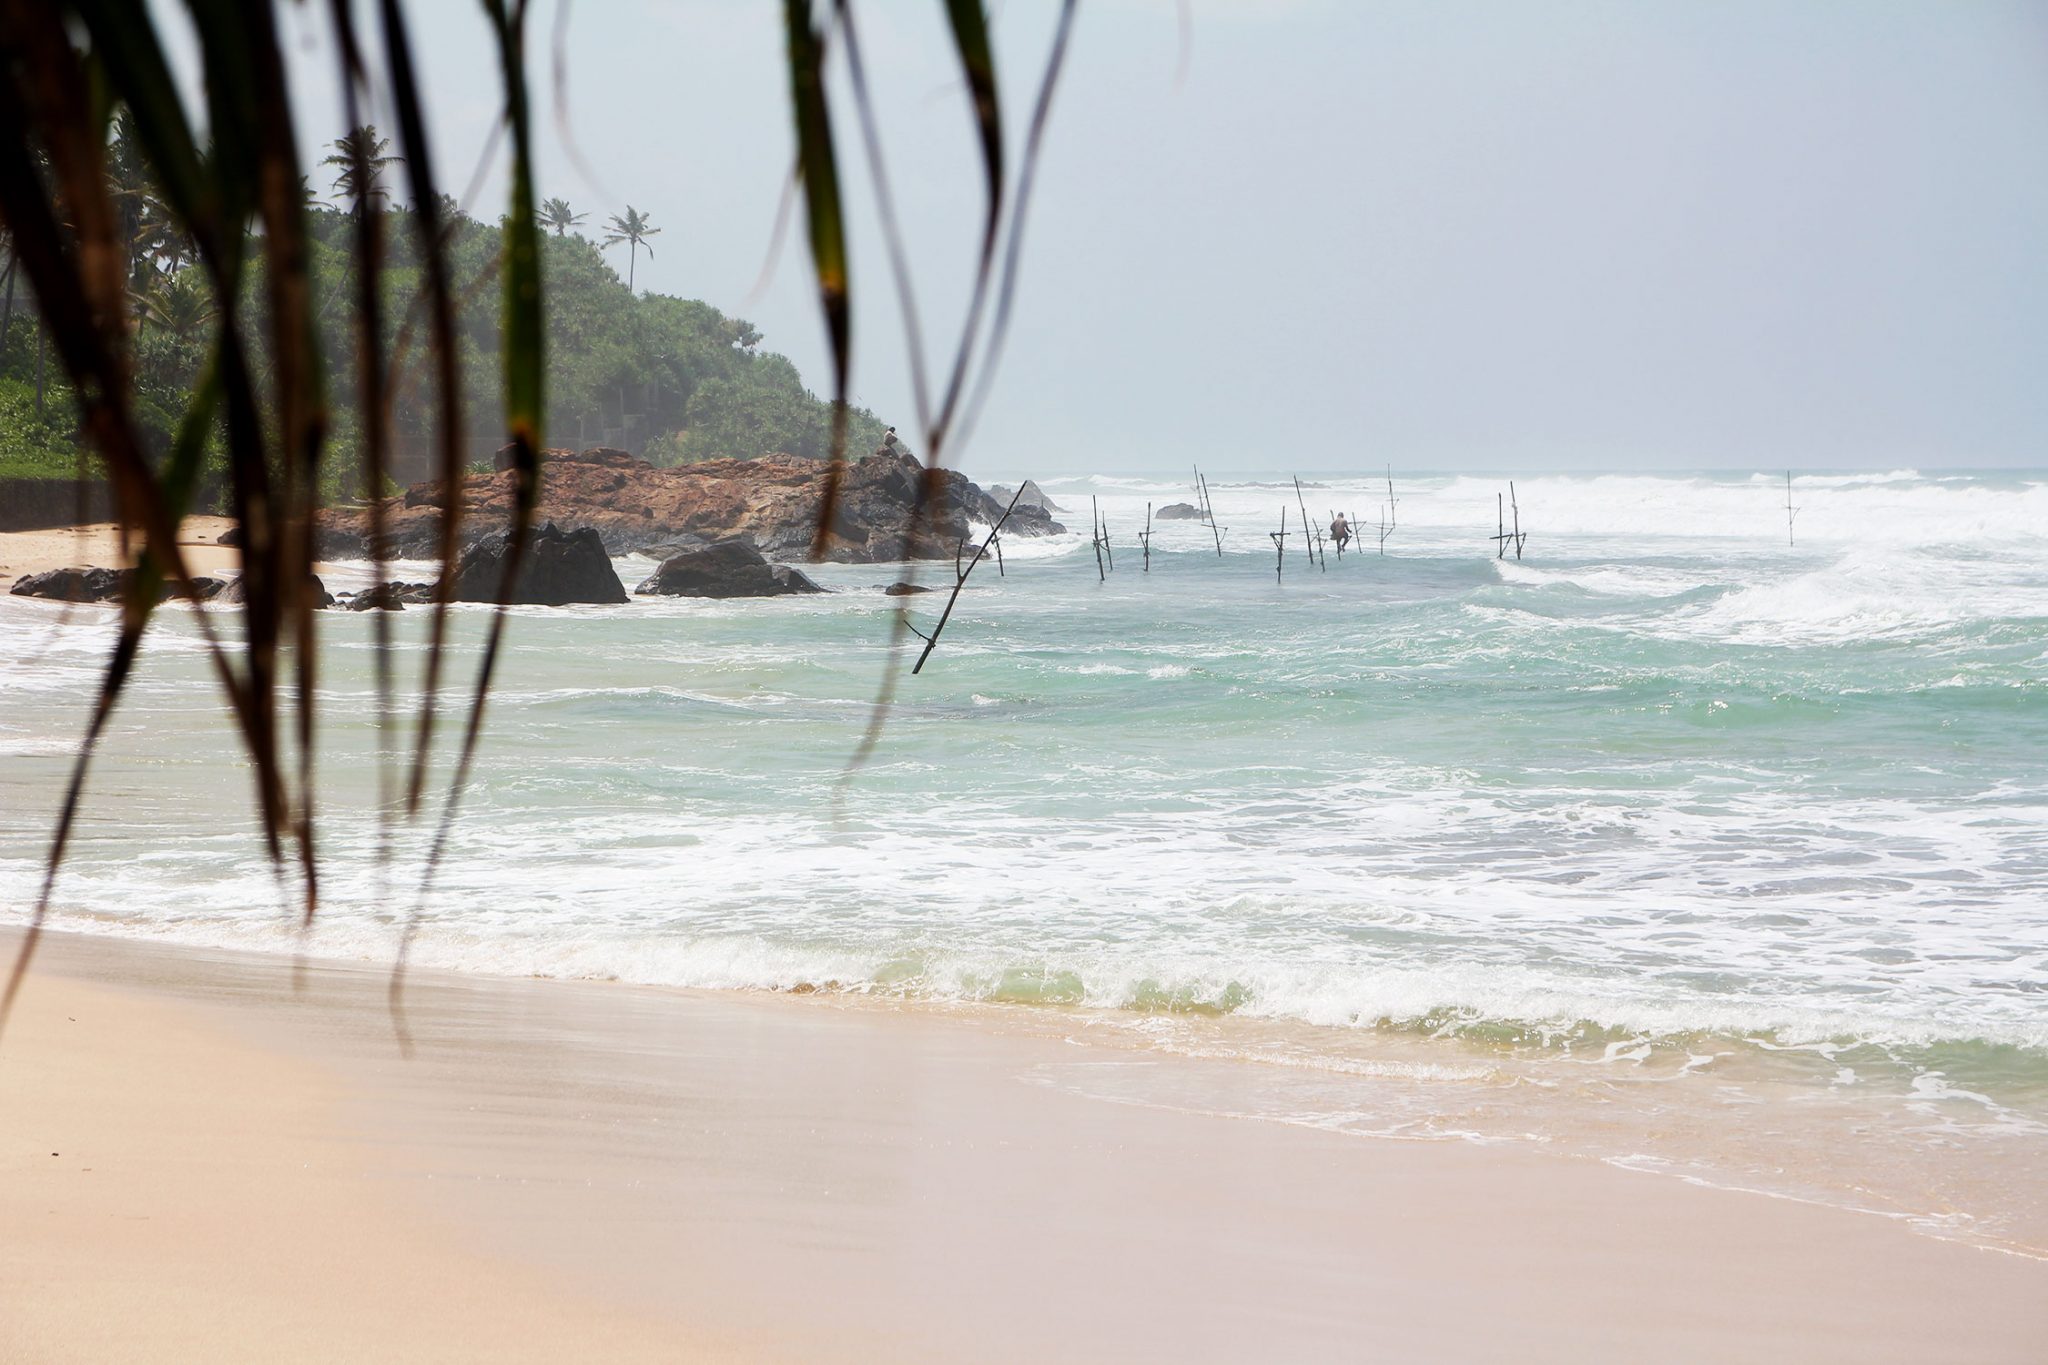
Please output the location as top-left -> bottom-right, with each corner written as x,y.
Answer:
316,448 -> 1064,565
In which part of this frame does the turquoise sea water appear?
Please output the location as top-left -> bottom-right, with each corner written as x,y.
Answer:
4,468 -> 2046,1249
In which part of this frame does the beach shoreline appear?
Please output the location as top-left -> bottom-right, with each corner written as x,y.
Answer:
0,516 -> 245,593
4,927 -> 2043,1363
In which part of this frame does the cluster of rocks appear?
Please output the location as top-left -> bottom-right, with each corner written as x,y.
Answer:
11,523 -> 841,611
9,566 -> 333,608
12,453 -> 1058,609
1155,503 -> 1210,521
315,448 -> 1064,565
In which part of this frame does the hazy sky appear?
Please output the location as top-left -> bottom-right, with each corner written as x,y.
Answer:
179,1 -> 2048,474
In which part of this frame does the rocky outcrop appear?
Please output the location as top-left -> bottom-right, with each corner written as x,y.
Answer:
11,567 -> 240,604
983,482 -> 1064,519
317,448 -> 1064,565
633,539 -> 826,599
1156,503 -> 1209,521
988,479 -> 1064,514
883,581 -> 933,595
448,522 -> 628,606
9,566 -> 130,603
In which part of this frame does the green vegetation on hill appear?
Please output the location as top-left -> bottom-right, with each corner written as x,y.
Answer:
0,378 -> 84,481
0,119 -> 885,498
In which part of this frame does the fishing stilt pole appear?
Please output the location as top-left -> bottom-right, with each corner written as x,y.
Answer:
1491,484 -> 1528,560
1293,476 -> 1324,569
1784,471 -> 1799,546
1091,496 -> 1107,582
1138,502 -> 1153,572
907,487 -> 1024,674
1195,465 -> 1225,557
1269,508 -> 1289,582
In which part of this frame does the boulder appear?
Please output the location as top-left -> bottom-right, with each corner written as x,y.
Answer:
216,525 -> 245,547
1156,502 -> 1209,521
448,522 -> 627,606
883,580 -> 933,596
217,574 -> 335,609
633,539 -> 826,598
344,582 -> 408,611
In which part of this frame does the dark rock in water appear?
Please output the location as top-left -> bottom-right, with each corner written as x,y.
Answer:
217,574 -> 335,609
1156,502 -> 1209,521
344,582 -> 408,611
216,525 -> 245,547
883,580 -> 934,596
449,521 -> 627,606
634,538 -> 826,598
183,576 -> 230,601
9,566 -> 128,602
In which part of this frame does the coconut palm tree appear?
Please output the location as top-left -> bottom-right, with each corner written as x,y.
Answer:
602,205 -> 660,291
539,196 -> 585,237
322,124 -> 402,216
139,268 -> 217,345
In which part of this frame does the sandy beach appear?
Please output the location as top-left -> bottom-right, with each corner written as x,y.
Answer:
0,517 -> 246,592
2,928 -> 2042,1363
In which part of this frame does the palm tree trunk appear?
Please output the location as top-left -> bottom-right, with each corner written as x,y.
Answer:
628,241 -> 637,293
0,255 -> 16,356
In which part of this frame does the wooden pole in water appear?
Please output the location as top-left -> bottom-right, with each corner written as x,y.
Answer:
1196,466 -> 1225,557
908,487 -> 1023,674
1784,471 -> 1799,546
1269,508 -> 1289,582
1510,481 -> 1527,559
1293,477 -> 1323,569
1091,496 -> 1106,582
1139,501 -> 1153,572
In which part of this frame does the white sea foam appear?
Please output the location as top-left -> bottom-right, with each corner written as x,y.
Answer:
3,467 -> 2045,1083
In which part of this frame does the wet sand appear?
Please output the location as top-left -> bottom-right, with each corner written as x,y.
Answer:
2,929 -> 2043,1362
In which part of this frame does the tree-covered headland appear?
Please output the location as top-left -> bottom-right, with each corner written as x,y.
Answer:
0,119 -> 885,493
